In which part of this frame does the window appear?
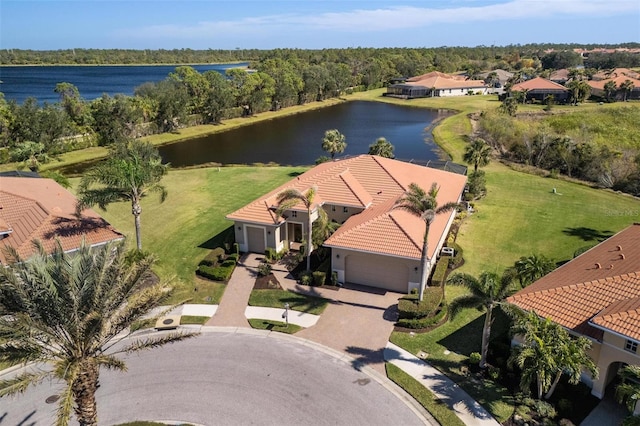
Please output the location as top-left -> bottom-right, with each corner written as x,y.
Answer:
343,207 -> 348,213
625,340 -> 638,353
331,205 -> 336,212
291,211 -> 297,218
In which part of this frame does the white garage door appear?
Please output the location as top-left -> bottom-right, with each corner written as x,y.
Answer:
345,255 -> 408,292
246,226 -> 266,253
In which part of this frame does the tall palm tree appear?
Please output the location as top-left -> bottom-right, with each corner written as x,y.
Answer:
276,186 -> 317,271
321,129 -> 347,160
394,182 -> 461,302
0,240 -> 196,426
620,79 -> 635,102
463,138 -> 492,173
448,271 -> 514,368
617,365 -> 640,413
368,137 -> 395,158
508,310 -> 597,400
77,140 -> 168,250
604,80 -> 617,102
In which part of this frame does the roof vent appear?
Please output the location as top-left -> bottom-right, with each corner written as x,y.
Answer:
609,264 -> 614,270
595,263 -> 601,269
620,253 -> 626,260
617,245 -> 623,251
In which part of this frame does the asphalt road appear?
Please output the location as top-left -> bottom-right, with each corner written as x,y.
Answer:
1,329 -> 430,426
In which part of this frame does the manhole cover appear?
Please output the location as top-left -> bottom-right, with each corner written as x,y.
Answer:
45,395 -> 60,404
162,318 -> 175,325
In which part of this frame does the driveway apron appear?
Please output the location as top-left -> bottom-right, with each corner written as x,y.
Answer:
273,266 -> 401,375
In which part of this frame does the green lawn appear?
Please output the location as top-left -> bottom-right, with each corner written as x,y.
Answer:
248,289 -> 329,315
248,318 -> 302,334
70,166 -> 308,304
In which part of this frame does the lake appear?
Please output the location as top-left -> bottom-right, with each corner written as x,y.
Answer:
158,101 -> 451,167
0,63 -> 249,104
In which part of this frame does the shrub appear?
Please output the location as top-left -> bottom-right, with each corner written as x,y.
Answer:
196,259 -> 237,282
265,247 -> 277,263
469,352 -> 482,365
227,253 -> 239,263
299,270 -> 313,286
449,243 -> 464,269
396,306 -> 447,329
312,271 -> 326,286
258,262 -> 272,277
398,289 -> 444,319
533,400 -> 557,419
233,243 -> 240,255
200,247 -> 226,266
331,271 -> 338,286
430,257 -> 450,287
488,366 -> 501,380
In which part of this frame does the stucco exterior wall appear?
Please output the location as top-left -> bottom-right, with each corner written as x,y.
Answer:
323,204 -> 364,224
591,332 -> 640,398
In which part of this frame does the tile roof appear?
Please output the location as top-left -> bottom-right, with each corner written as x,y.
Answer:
0,177 -> 124,264
405,71 -> 487,90
227,155 -> 467,260
592,68 -> 640,81
508,223 -> 640,341
587,75 -> 640,91
510,77 -> 569,92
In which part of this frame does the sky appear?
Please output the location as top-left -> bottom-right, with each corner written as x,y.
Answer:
1,0 -> 639,50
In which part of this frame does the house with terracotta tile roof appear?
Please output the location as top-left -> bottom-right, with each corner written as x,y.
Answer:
509,77 -> 570,103
0,176 -> 124,264
386,71 -> 488,99
507,223 -> 640,400
226,155 -> 467,293
587,74 -> 640,101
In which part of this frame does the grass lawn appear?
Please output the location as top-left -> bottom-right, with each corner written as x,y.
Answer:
248,318 -> 302,334
70,166 -> 308,304
385,363 -> 465,426
180,315 -> 209,325
248,289 -> 329,315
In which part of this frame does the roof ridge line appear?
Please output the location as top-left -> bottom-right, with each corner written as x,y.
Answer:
337,169 -> 370,207
388,211 -> 422,252
371,156 -> 405,192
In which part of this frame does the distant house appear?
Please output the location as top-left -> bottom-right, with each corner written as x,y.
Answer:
478,69 -> 514,94
549,69 -> 571,84
386,71 -> 488,99
508,223 -> 640,401
227,155 -> 467,294
587,74 -> 640,101
591,68 -> 640,81
0,176 -> 123,264
509,77 -> 570,103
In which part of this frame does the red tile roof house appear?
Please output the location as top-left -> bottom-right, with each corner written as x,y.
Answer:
227,155 -> 467,293
386,71 -> 489,99
507,223 -> 640,404
0,176 -> 124,265
509,77 -> 570,104
587,75 -> 640,101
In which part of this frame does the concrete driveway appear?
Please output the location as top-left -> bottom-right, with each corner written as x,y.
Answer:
2,330 -> 431,426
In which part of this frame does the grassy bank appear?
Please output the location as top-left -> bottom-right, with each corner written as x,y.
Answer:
70,165 -> 308,304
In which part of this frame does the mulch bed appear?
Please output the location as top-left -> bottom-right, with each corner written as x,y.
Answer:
253,273 -> 283,290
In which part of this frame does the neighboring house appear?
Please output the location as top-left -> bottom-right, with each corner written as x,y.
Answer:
0,176 -> 124,264
478,69 -> 514,94
507,223 -> 640,400
508,77 -> 570,103
591,68 -> 640,81
227,155 -> 467,293
549,68 -> 571,84
386,71 -> 488,99
587,75 -> 640,101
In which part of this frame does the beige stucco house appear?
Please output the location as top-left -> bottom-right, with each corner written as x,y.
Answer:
386,71 -> 489,99
226,155 -> 467,294
508,223 -> 640,402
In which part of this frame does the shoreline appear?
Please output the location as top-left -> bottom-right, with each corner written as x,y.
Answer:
0,62 -> 249,67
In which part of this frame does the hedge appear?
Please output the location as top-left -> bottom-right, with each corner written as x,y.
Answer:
396,305 -> 448,329
449,243 -> 464,269
431,257 -> 450,287
398,288 -> 443,319
199,247 -> 226,266
196,259 -> 237,282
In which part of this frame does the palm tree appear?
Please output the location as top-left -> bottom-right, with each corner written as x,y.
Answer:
620,79 -> 635,102
0,240 -> 196,426
463,138 -> 492,173
617,365 -> 640,413
508,310 -> 597,400
512,254 -> 555,288
448,271 -> 514,368
276,186 -> 317,271
321,129 -> 347,160
566,79 -> 591,105
393,182 -> 461,302
77,140 -> 168,250
368,137 -> 395,158
604,80 -> 617,102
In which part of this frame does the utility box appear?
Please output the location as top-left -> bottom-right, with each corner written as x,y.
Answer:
441,247 -> 455,257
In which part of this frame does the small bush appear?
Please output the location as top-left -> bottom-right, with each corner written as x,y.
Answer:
396,306 -> 447,329
449,243 -> 464,269
331,271 -> 338,286
233,242 -> 240,255
312,271 -> 326,286
258,262 -> 272,277
469,352 -> 482,365
200,247 -> 226,266
488,366 -> 501,380
533,400 -> 557,419
265,247 -> 277,263
196,259 -> 236,282
299,270 -> 313,286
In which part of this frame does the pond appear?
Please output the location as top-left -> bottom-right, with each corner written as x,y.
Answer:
158,101 -> 452,167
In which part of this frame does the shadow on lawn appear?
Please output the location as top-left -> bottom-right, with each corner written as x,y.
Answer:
562,227 -> 613,242
437,309 -> 512,359
198,225 -> 234,250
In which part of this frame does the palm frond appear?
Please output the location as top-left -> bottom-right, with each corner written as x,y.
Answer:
119,331 -> 199,354
0,370 -> 51,396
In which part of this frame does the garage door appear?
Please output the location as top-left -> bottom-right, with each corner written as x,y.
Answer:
345,255 -> 408,292
246,226 -> 266,253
